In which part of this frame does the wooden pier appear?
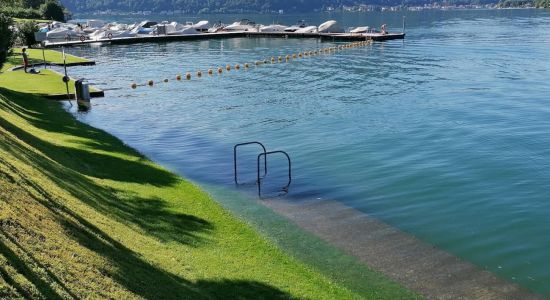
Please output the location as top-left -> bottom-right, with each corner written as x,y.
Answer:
44,31 -> 405,48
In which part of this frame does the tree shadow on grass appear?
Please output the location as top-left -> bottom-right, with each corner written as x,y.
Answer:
1,219 -> 295,300
0,89 -> 178,186
1,132 -> 212,246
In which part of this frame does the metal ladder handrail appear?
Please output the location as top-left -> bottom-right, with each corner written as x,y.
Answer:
234,142 -> 267,184
257,151 -> 292,198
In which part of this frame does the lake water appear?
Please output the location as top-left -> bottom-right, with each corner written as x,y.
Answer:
65,9 -> 550,296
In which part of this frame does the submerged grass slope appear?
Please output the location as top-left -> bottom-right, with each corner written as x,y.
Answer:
0,88 -> 362,299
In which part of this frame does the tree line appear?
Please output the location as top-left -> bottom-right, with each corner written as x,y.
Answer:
58,0 -> 525,14
0,0 -> 66,21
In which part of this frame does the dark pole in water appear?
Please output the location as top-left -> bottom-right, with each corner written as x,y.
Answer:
62,47 -> 73,107
41,42 -> 46,69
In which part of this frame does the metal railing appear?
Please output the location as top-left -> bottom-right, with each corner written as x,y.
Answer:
234,141 -> 267,185
257,151 -> 291,198
233,142 -> 292,198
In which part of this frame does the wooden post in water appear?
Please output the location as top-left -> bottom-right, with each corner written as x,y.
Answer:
62,47 -> 72,107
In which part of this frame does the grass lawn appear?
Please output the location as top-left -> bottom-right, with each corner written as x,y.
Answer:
13,18 -> 53,24
0,48 -> 93,96
0,50 -> 419,298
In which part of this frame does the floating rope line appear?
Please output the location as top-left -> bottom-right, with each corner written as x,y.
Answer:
130,40 -> 373,89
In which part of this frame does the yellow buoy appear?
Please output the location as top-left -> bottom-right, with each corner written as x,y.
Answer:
218,67 -> 223,74
299,52 -> 303,57
208,69 -> 213,75
293,53 -> 297,58
186,72 -> 191,80
131,83 -> 137,89
148,80 -> 154,86
235,64 -> 240,70
244,63 -> 249,68
256,61 -> 262,65
278,56 -> 282,62
271,57 -> 275,63
197,70 -> 202,77
226,65 -> 231,71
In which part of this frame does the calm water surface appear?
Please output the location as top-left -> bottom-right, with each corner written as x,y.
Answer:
66,9 -> 550,296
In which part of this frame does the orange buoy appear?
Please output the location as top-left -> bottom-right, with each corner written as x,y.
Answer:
176,74 -> 182,80
218,67 -> 223,74
226,65 -> 231,71
208,69 -> 213,75
235,64 -> 240,70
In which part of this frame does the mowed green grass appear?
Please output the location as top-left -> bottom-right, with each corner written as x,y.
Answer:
0,48 -> 90,95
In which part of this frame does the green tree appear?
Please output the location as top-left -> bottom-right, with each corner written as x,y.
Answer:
22,0 -> 45,9
0,13 -> 14,71
17,20 -> 39,48
40,0 -> 65,21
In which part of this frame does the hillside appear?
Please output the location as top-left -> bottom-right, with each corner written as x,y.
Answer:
59,0 -> 501,13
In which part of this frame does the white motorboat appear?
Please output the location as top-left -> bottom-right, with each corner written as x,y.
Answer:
350,26 -> 370,33
192,20 -> 209,32
259,24 -> 287,33
46,27 -> 83,40
89,29 -> 135,40
87,20 -> 104,29
208,21 -> 225,33
224,19 -> 256,31
294,26 -> 318,33
130,20 -> 158,34
152,22 -> 198,35
284,20 -> 308,32
318,20 -> 344,33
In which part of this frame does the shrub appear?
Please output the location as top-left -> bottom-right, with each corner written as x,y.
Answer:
0,14 -> 14,70
17,20 -> 39,48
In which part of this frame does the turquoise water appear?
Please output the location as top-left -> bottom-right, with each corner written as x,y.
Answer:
66,9 -> 550,296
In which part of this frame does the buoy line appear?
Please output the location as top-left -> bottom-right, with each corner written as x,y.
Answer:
130,40 -> 373,89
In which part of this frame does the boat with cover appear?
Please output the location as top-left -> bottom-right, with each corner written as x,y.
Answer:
224,19 -> 257,31
260,24 -> 287,33
318,20 -> 344,33
350,26 -> 370,33
295,26 -> 318,33
284,20 -> 308,32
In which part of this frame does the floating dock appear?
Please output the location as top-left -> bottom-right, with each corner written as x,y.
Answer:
43,31 -> 405,48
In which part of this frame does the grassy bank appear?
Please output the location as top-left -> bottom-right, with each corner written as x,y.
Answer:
0,49 -> 418,298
